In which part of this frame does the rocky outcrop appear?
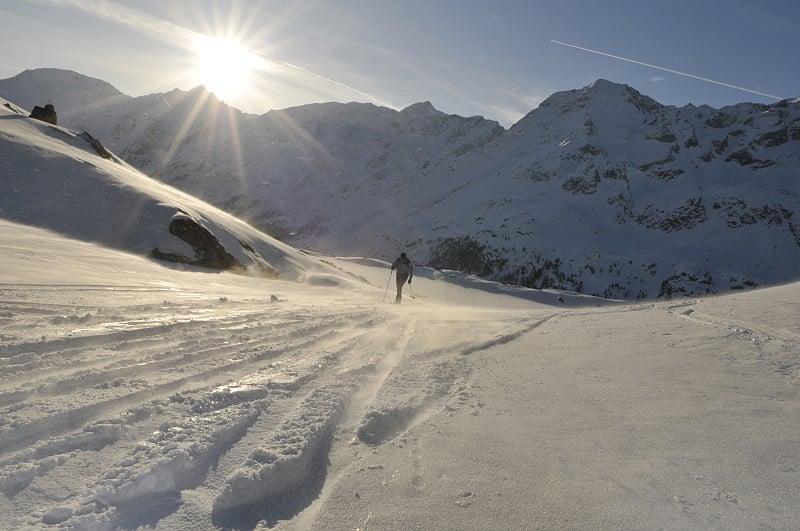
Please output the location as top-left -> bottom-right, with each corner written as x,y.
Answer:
151,215 -> 239,270
29,104 -> 57,125
79,131 -> 114,160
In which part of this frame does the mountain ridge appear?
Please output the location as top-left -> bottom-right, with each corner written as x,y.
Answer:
0,93 -> 334,283
2,68 -> 799,299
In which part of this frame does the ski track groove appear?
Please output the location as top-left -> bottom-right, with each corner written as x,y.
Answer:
0,311 -> 365,408
0,302 -> 397,529
106,315 -> 414,529
411,312 -> 558,361
668,302 -> 800,380
1,304 -> 368,380
0,305 -> 379,454
670,304 -> 800,344
0,286 -> 551,529
287,312 -> 551,528
0,328 -> 366,456
271,317 -> 418,529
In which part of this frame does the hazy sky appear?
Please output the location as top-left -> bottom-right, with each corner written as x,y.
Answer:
1,0 -> 798,127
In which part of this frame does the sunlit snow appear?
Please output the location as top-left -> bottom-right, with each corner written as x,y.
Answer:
1,96 -> 799,529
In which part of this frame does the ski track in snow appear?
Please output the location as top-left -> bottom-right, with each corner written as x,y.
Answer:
0,282 -> 545,529
669,300 -> 800,380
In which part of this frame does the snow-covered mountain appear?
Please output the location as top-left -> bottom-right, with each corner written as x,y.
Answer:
0,94 -> 331,281
2,72 -> 800,530
3,69 -> 799,298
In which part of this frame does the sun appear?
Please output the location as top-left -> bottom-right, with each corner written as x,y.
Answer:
191,35 -> 265,102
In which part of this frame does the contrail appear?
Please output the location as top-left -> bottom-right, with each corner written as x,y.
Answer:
550,40 -> 783,101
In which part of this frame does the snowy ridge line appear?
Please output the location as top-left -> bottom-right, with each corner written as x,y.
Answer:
5,72 -> 800,298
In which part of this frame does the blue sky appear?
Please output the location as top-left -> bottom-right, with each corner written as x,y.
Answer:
1,0 -> 797,127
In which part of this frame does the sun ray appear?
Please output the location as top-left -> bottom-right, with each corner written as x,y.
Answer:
225,103 -> 249,208
158,89 -> 212,178
191,35 -> 268,103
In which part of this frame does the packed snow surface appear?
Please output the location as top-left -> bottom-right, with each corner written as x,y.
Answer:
1,221 -> 799,530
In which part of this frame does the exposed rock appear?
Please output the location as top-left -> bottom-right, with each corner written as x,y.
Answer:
29,103 -> 57,124
151,216 -> 240,270
79,131 -> 114,160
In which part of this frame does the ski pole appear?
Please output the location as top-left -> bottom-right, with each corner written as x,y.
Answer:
382,270 -> 393,301
409,280 -> 415,299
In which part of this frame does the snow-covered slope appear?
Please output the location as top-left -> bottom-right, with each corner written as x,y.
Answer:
1,77 -> 799,527
4,69 -> 799,298
0,95 -> 326,280
411,80 -> 800,298
0,68 -> 128,116
2,218 -> 799,529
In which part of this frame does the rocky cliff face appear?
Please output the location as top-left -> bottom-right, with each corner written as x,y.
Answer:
3,70 -> 798,298
474,80 -> 800,298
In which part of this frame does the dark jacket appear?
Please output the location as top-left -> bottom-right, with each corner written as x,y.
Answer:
391,255 -> 413,280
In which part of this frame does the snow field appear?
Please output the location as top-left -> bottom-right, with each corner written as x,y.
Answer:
0,226 -> 546,528
1,225 -> 799,529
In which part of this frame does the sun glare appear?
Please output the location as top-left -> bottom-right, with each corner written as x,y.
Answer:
192,35 -> 265,102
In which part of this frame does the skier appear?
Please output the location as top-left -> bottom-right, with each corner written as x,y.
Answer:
390,252 -> 413,303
